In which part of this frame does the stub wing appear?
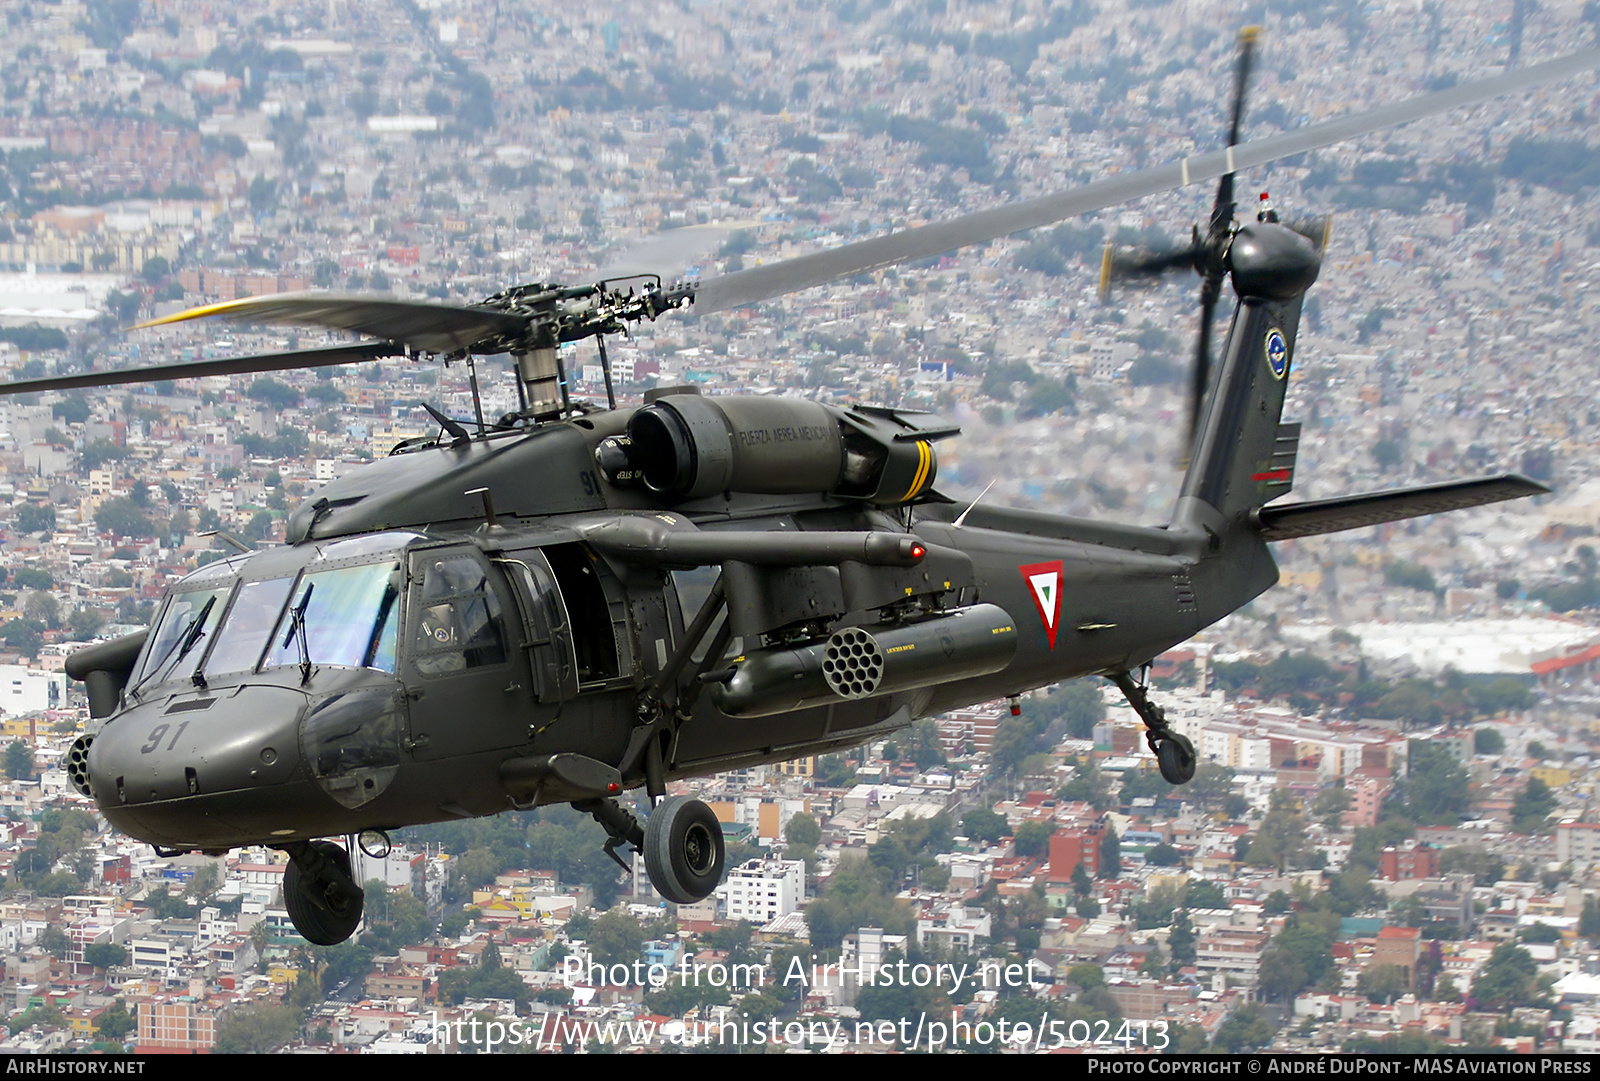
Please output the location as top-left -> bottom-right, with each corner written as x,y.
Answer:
1253,475 -> 1548,541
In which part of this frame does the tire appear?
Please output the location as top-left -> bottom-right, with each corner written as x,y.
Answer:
644,796 -> 725,904
1156,734 -> 1197,785
284,840 -> 365,946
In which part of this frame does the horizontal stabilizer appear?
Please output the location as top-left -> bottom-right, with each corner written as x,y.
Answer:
1254,474 -> 1548,541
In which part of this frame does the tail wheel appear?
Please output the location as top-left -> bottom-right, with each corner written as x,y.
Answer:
1156,734 -> 1198,786
644,796 -> 725,904
284,840 -> 365,946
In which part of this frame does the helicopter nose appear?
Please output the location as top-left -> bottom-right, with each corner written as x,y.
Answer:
85,688 -> 309,846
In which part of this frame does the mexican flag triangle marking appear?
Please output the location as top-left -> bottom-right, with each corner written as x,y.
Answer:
1019,560 -> 1064,650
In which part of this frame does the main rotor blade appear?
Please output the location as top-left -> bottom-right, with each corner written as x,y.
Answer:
0,340 -> 402,396
694,46 -> 1600,314
593,223 -> 744,280
138,294 -> 529,354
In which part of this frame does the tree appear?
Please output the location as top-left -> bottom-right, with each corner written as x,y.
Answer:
1055,679 -> 1106,739
1358,962 -> 1406,1004
12,568 -> 51,590
785,811 -> 821,849
1403,743 -> 1471,825
1245,790 -> 1314,872
1312,786 -> 1352,830
1474,727 -> 1506,755
94,497 -> 155,539
213,1001 -> 301,1053
587,908 -> 645,966
67,607 -> 105,641
52,395 -> 90,425
1258,946 -> 1310,1002
900,717 -> 946,769
24,591 -> 57,628
1014,820 -> 1054,859
1144,842 -> 1182,866
84,942 -> 127,971
1276,923 -> 1335,987
1581,896 -> 1600,939
248,175 -> 278,212
1212,1004 -> 1277,1052
1058,764 -> 1112,809
243,510 -> 275,544
1168,909 -> 1196,969
1472,942 -> 1542,1012
1188,761 -> 1237,806
4,740 -> 33,780
249,377 -> 301,410
14,504 -> 54,535
962,809 -> 1008,844
1511,777 -> 1557,834
95,999 -> 135,1042
1098,827 -> 1122,879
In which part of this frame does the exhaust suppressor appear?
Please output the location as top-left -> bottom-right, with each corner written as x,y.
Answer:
711,603 -> 1018,718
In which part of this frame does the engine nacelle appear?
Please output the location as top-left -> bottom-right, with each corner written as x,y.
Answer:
598,391 -> 950,506
710,603 -> 1018,718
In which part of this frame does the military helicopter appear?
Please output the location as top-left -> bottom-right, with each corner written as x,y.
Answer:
9,34 -> 1589,945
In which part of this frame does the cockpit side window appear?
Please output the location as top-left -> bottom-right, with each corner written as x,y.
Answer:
408,553 -> 507,677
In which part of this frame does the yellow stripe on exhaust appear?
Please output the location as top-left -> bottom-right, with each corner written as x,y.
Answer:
902,440 -> 931,502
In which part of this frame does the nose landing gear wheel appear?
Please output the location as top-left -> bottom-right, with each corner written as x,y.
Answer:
644,796 -> 726,904
283,840 -> 365,946
1156,733 -> 1197,785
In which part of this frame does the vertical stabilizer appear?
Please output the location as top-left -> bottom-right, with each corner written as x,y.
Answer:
1171,221 -> 1319,538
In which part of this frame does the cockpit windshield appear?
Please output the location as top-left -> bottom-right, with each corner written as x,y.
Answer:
134,586 -> 230,687
134,557 -> 403,692
262,562 -> 400,672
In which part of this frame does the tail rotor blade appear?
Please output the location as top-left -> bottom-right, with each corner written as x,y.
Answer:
1226,27 -> 1261,148
1208,27 -> 1261,243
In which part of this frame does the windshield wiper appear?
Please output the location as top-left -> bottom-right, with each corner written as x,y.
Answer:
283,583 -> 315,685
130,596 -> 216,698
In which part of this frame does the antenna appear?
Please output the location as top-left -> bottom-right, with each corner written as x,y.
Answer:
953,478 -> 998,528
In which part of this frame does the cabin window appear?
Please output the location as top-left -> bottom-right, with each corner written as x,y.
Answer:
408,553 -> 507,677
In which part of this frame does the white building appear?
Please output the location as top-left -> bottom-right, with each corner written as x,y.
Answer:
719,856 -> 804,923
1557,822 -> 1600,868
0,665 -> 69,715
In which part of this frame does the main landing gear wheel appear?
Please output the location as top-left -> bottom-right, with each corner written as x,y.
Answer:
644,796 -> 725,904
1109,669 -> 1197,787
1156,733 -> 1198,785
284,840 -> 365,946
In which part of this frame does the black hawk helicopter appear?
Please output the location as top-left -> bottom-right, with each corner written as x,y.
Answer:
12,34 -> 1589,944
